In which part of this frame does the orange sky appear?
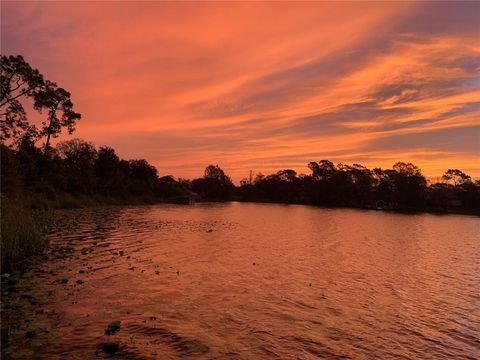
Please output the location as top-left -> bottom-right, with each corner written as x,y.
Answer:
2,1 -> 479,181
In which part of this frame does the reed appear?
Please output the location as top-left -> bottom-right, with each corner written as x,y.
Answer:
1,196 -> 52,273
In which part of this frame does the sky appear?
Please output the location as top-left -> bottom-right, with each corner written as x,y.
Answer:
2,1 -> 479,182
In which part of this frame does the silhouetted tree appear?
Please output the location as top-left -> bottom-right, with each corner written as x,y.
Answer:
15,135 -> 44,188
126,159 -> 159,195
390,162 -> 427,208
34,81 -> 81,155
0,143 -> 22,195
277,169 -> 297,182
442,169 -> 471,186
308,160 -> 335,181
330,163 -> 374,206
455,178 -> 480,208
426,183 -> 454,209
192,165 -> 234,200
372,168 -> 394,203
250,169 -> 301,203
1,55 -> 44,142
94,146 -> 123,196
57,139 -> 97,193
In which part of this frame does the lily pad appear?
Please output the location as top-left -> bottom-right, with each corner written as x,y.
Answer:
184,339 -> 209,353
105,320 -> 121,335
20,294 -> 38,305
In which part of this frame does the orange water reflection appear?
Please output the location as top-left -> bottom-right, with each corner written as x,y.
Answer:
2,203 -> 479,359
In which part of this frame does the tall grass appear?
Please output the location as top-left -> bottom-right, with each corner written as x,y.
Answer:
0,196 -> 52,273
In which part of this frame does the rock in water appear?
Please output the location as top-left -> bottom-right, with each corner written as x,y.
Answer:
101,342 -> 119,355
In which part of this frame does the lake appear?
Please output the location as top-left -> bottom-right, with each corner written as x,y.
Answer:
2,202 -> 479,359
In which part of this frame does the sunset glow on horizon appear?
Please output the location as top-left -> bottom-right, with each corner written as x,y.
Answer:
2,1 -> 479,182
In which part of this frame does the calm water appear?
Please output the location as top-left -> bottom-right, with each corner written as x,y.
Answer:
3,203 -> 479,359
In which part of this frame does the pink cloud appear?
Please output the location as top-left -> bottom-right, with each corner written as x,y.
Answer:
2,2 -> 479,181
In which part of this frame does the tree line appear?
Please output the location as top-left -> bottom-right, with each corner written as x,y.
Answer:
1,55 -> 479,212
4,134 -> 478,212
237,162 -> 479,212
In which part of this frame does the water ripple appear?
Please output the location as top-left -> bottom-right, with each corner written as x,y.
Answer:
2,203 -> 479,359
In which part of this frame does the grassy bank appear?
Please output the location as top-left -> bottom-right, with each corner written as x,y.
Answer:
0,192 -> 170,273
0,197 -> 53,273
20,190 -> 163,210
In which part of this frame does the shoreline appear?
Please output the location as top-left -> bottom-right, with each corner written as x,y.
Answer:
2,193 -> 478,273
25,193 -> 479,217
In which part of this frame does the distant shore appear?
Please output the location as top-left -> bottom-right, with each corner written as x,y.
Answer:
10,191 -> 480,216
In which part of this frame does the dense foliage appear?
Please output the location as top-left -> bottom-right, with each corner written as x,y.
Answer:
237,162 -> 480,212
2,138 -> 478,212
1,55 -> 81,150
1,139 -> 189,207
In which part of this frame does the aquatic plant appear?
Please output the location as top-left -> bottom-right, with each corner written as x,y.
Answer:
105,320 -> 121,335
0,197 -> 51,273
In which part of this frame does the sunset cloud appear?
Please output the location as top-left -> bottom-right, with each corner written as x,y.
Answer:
2,1 -> 479,181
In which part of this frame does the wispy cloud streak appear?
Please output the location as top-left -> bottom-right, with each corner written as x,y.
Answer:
2,2 -> 479,180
